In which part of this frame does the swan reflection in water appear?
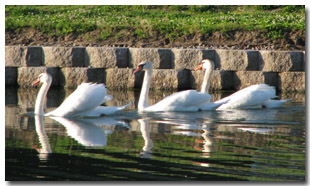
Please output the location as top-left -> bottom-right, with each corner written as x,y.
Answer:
159,119 -> 214,168
138,119 -> 154,159
50,117 -> 130,147
152,106 -> 292,135
141,107 -> 290,166
34,115 -> 52,161
34,115 -> 130,160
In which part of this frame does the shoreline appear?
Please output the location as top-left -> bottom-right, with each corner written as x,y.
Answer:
5,46 -> 305,93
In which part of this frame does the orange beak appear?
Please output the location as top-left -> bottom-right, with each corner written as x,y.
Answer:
32,78 -> 40,86
195,63 -> 203,71
134,65 -> 143,74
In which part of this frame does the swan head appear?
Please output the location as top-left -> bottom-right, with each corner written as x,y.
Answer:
134,61 -> 153,74
195,59 -> 215,71
32,73 -> 52,86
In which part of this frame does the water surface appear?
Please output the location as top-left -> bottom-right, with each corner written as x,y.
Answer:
5,87 -> 306,181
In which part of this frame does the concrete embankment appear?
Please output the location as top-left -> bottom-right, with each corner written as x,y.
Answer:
5,46 -> 305,92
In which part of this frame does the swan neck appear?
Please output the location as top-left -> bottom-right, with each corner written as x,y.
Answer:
35,115 -> 52,154
201,66 -> 213,94
138,69 -> 152,111
35,81 -> 51,115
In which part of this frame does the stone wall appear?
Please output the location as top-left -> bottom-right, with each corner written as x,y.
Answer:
5,46 -> 305,92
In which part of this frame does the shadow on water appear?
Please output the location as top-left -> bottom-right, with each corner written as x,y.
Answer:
6,147 -> 246,181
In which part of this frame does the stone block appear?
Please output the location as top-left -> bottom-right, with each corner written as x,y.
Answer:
44,87 -> 67,108
279,72 -> 305,92
172,48 -> 215,70
25,46 -> 43,66
233,71 -> 279,90
215,50 -> 260,71
18,67 -> 61,87
61,67 -> 88,87
105,68 -> 190,90
61,67 -> 105,88
129,48 -> 171,69
5,87 -> 18,105
17,88 -> 38,109
176,69 -> 192,90
105,68 -> 135,89
191,70 -> 234,91
259,51 -> 304,72
150,69 -> 179,90
85,47 -> 128,68
87,68 -> 106,84
43,47 -> 85,67
5,46 -> 26,67
147,69 -> 191,90
5,67 -> 18,86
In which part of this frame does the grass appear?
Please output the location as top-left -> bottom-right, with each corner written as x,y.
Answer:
5,5 -> 305,41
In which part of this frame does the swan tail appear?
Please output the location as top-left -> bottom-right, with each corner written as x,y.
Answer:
77,102 -> 131,117
118,102 -> 132,110
44,110 -> 64,117
100,102 -> 132,115
101,95 -> 113,104
263,99 -> 292,109
200,99 -> 230,110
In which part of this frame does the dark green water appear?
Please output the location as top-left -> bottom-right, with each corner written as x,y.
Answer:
5,87 -> 306,181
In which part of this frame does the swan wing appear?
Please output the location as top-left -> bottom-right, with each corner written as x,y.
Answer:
145,90 -> 211,112
46,83 -> 107,117
216,84 -> 277,110
77,102 -> 132,117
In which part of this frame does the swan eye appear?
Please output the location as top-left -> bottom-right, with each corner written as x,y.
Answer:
138,64 -> 146,69
134,64 -> 145,74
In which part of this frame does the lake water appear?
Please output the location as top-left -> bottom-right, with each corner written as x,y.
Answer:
5,86 -> 306,181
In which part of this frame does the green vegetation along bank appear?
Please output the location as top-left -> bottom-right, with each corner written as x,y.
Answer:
5,5 -> 305,50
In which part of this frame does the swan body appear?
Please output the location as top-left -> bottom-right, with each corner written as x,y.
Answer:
134,61 -> 211,112
214,84 -> 290,110
33,73 -> 130,118
144,89 -> 211,112
195,59 -> 291,110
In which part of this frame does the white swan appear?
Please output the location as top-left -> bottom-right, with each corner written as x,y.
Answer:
134,61 -> 211,112
192,59 -> 228,110
195,59 -> 291,110
32,72 -> 131,117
